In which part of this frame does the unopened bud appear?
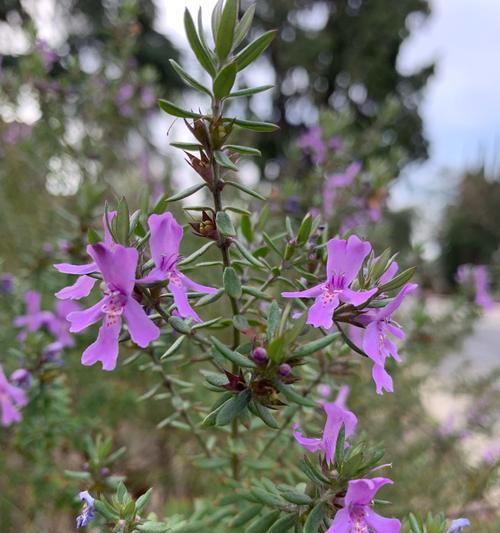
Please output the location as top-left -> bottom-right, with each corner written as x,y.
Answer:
252,347 -> 268,365
279,363 -> 292,377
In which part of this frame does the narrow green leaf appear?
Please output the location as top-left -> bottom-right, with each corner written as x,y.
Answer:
334,424 -> 346,466
379,266 -> 416,292
268,514 -> 298,533
161,335 -> 186,359
167,182 -> 206,202
170,142 -> 204,151
216,389 -> 251,425
195,288 -> 225,307
136,522 -> 169,533
158,99 -> 202,119
233,4 -> 255,49
267,301 -> 280,340
274,382 -> 316,408
246,510 -> 281,533
215,0 -> 238,60
290,333 -> 341,358
184,9 -> 216,76
216,211 -> 237,236
115,197 -> 130,245
408,514 -> 423,533
87,227 -> 100,245
234,240 -> 265,268
297,213 -> 313,246
371,247 -> 392,281
232,118 -> 280,132
211,0 -> 224,38
177,241 -> 216,267
225,179 -> 266,200
94,499 -> 120,521
214,149 -> 238,171
303,503 -> 327,533
281,491 -> 312,505
235,30 -> 277,71
224,144 -> 262,156
169,59 -> 212,96
230,504 -> 263,528
211,336 -> 256,368
224,267 -> 242,298
233,314 -> 249,331
228,85 -> 274,98
214,61 -> 237,98
136,488 -> 153,514
250,401 -> 279,429
240,213 -> 253,242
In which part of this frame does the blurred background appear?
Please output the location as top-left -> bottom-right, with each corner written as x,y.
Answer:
0,0 -> 499,531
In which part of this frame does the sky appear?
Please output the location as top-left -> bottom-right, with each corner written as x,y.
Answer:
157,0 -> 500,235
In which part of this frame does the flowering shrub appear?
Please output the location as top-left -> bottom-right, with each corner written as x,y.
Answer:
1,1 -> 498,532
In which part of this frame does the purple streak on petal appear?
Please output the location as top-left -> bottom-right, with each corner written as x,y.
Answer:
55,275 -> 97,300
54,262 -> 97,275
123,297 -> 160,348
67,299 -> 105,333
148,213 -> 183,268
81,319 -> 121,371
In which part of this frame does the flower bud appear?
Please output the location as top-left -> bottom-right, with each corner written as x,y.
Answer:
279,363 -> 292,377
252,347 -> 268,365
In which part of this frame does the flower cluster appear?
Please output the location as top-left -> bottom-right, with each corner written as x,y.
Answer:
0,364 -> 28,426
456,263 -> 494,310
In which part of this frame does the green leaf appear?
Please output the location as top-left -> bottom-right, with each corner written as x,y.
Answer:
184,9 -> 216,76
246,510 -> 281,533
297,213 -> 313,246
215,0 -> 238,60
233,314 -> 249,331
232,118 -> 280,132
290,333 -> 341,358
114,197 -> 130,245
268,514 -> 298,533
214,61 -> 237,98
267,301 -> 280,340
408,514 -> 424,533
274,382 -> 316,408
235,30 -> 277,71
169,316 -> 192,334
233,4 -> 255,49
370,247 -> 392,281
211,0 -> 224,38
64,470 -> 91,481
216,389 -> 251,425
158,99 -> 202,119
228,85 -> 274,98
334,424 -> 346,466
267,337 -> 285,362
240,213 -> 253,242
281,491 -> 312,505
87,227 -> 100,245
214,149 -> 238,171
379,266 -> 416,292
250,401 -> 279,429
233,240 -> 265,268
211,336 -> 256,368
224,267 -> 242,299
94,499 -> 119,521
169,59 -> 212,96
195,288 -> 225,307
224,144 -> 262,157
152,194 -> 168,214
116,481 -> 128,503
167,182 -> 207,202
194,457 -> 230,469
136,488 -> 153,514
216,210 -> 236,236
136,521 -> 169,533
303,503 -> 327,533
178,241 -> 216,267
161,335 -> 186,359
230,504 -> 263,528
225,179 -> 266,200
170,142 -> 204,151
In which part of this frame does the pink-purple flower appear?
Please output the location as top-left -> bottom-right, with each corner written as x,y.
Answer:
282,235 -> 377,329
456,264 -> 494,310
327,477 -> 400,532
67,243 -> 160,371
76,491 -> 95,528
323,161 -> 362,218
293,385 -> 357,464
0,364 -> 28,426
14,290 -> 53,341
138,213 -> 217,322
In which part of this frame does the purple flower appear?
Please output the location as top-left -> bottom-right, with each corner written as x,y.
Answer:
54,211 -> 116,300
361,283 -> 417,394
138,213 -> 217,322
282,236 -> 377,329
0,364 -> 28,426
35,39 -> 58,70
46,300 -> 80,350
14,291 -> 53,341
447,518 -> 470,533
482,443 -> 500,465
0,273 -> 15,294
116,84 -> 134,105
456,264 -> 494,310
10,368 -> 32,389
293,385 -> 357,464
329,135 -> 343,151
323,161 -> 362,218
327,477 -> 400,532
3,122 -> 32,145
67,243 -> 160,371
317,383 -> 332,399
141,86 -> 156,108
297,127 -> 327,165
76,491 -> 95,528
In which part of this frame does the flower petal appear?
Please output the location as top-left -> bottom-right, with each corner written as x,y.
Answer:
67,299 -> 105,333
341,287 -> 377,306
363,322 -> 384,364
325,508 -> 351,533
292,423 -> 323,454
55,275 -> 97,300
326,235 -> 371,284
345,477 -> 393,506
81,318 -> 121,371
372,364 -> 394,395
87,243 -> 137,295
123,297 -> 160,348
281,284 -> 323,299
137,267 -> 166,285
376,283 -> 418,321
148,212 -> 183,267
178,272 -> 217,294
307,293 -> 339,329
54,262 -> 97,275
365,508 -> 401,533
378,260 -> 399,285
168,278 -> 201,322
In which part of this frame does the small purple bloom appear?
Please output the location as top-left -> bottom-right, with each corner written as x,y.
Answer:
76,491 -> 95,528
137,213 -> 217,322
329,135 -> 343,151
67,243 -> 160,371
35,39 -> 58,70
279,363 -> 292,377
116,84 -> 134,105
293,385 -> 357,464
0,364 -> 28,426
141,86 -> 156,108
297,127 -> 327,165
282,235 -> 377,329
46,300 -> 80,349
447,518 -> 470,533
0,273 -> 15,294
252,347 -> 268,364
3,122 -> 32,145
14,291 -> 54,341
361,283 -> 417,394
10,368 -> 32,389
456,264 -> 494,310
323,161 -> 362,218
317,383 -> 332,399
327,477 -> 400,533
